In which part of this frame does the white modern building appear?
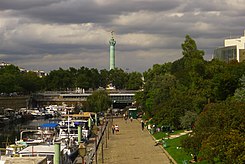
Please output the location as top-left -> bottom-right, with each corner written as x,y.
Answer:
214,30 -> 245,62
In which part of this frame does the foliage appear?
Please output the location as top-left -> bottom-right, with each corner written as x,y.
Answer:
0,65 -> 43,94
86,89 -> 111,112
180,111 -> 198,129
181,101 -> 245,163
126,71 -> 143,90
109,68 -> 128,89
233,75 -> 245,102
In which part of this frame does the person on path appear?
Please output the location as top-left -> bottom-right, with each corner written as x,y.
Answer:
115,124 -> 119,134
130,117 -> 133,122
112,124 -> 115,134
141,120 -> 145,131
124,114 -> 128,123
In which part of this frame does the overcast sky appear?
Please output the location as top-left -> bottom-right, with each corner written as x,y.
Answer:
0,0 -> 244,73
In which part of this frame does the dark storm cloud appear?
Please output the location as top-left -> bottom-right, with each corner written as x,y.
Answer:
2,0 -> 181,24
0,0 -> 64,10
0,0 -> 244,72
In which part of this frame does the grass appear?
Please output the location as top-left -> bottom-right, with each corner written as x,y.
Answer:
152,130 -> 208,164
153,132 -> 167,140
152,130 -> 192,163
165,135 -> 192,164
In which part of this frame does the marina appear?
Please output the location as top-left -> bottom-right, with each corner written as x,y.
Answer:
0,107 -> 110,164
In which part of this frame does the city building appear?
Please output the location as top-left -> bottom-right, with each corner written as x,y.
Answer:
214,30 -> 245,62
0,61 -> 11,68
109,31 -> 116,70
0,61 -> 47,77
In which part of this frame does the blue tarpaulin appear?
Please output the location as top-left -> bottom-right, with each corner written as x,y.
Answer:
40,123 -> 59,128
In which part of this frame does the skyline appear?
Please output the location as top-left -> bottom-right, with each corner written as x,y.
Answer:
0,0 -> 245,72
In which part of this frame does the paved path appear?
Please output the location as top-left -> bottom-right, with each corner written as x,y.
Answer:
101,118 -> 171,164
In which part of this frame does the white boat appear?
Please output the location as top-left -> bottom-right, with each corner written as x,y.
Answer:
58,117 -> 90,141
15,123 -> 60,147
3,144 -> 73,164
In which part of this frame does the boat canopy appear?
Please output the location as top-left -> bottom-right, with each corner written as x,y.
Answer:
40,123 -> 59,128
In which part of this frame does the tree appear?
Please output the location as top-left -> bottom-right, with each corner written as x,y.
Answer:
20,72 -> 43,94
86,90 -> 111,112
233,75 -> 245,102
126,72 -> 143,90
109,68 -> 128,89
100,69 -> 110,88
45,68 -> 74,90
0,65 -> 22,93
181,35 -> 204,59
181,101 -> 245,163
180,111 -> 198,129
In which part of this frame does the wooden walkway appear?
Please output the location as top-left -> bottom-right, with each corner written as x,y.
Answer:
100,118 -> 172,164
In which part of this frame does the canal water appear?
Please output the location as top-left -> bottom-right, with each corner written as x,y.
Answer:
0,119 -> 49,148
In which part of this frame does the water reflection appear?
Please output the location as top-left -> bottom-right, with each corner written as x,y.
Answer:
0,119 -> 48,148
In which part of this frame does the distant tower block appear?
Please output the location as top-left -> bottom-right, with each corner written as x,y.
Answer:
109,31 -> 116,70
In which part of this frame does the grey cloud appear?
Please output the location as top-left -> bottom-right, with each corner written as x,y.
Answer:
0,0 -> 65,10
0,0 -> 244,72
4,0 -> 181,24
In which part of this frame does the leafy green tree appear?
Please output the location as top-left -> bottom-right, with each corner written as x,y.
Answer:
109,68 -> 128,89
126,72 -> 143,90
181,35 -> 204,59
0,73 -> 22,93
20,72 -> 43,93
90,68 -> 100,89
86,89 -> 111,112
180,111 -> 198,129
45,68 -> 73,90
0,65 -> 22,93
182,101 -> 245,163
233,75 -> 245,102
74,67 -> 90,90
99,69 -> 110,88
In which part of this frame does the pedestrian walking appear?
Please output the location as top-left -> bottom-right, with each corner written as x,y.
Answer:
130,116 -> 133,122
124,114 -> 128,123
141,120 -> 145,131
112,124 -> 115,134
115,124 -> 119,134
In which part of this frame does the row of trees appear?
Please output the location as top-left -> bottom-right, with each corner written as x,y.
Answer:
45,67 -> 143,91
135,35 -> 245,163
0,66 -> 143,94
0,65 -> 43,94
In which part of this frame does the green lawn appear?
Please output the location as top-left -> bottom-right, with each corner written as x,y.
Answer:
165,135 -> 192,164
152,131 -> 191,163
153,132 -> 167,140
152,131 -> 208,164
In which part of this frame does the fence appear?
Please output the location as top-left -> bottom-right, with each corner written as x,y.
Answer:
82,117 -> 112,164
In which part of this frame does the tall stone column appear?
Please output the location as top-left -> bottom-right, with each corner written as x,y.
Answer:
109,31 -> 116,70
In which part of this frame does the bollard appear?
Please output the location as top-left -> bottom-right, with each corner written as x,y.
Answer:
95,113 -> 98,126
88,118 -> 92,130
54,142 -> 61,164
78,125 -> 82,143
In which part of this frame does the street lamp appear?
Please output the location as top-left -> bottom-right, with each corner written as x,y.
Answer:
78,142 -> 87,164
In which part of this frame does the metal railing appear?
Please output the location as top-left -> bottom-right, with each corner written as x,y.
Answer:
83,119 -> 109,164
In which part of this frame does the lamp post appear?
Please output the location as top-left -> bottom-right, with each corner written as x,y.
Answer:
78,142 -> 87,164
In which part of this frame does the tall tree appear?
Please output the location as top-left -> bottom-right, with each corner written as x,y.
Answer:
86,90 -> 111,112
182,101 -> 245,163
126,72 -> 143,90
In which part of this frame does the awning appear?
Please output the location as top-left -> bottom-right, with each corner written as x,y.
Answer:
40,123 -> 59,128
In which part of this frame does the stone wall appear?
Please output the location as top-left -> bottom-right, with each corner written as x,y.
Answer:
0,96 -> 30,113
